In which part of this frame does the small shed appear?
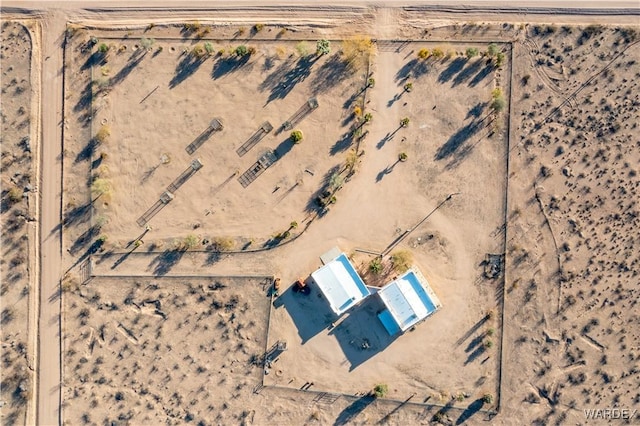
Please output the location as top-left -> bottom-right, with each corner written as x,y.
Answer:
377,268 -> 442,335
311,253 -> 370,316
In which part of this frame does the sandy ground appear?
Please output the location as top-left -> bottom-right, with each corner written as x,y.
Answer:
1,2 -> 640,426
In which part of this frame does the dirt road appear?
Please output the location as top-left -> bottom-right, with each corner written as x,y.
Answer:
35,9 -> 65,426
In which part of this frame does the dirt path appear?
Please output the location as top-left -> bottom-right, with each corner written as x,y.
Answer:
36,9 -> 65,426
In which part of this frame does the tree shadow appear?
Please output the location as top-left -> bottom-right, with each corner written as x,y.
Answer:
438,57 -> 467,84
455,314 -> 490,346
80,51 -> 106,71
334,395 -> 376,425
464,334 -> 485,354
394,58 -> 429,82
170,54 -> 206,88
464,344 -> 487,366
375,162 -> 399,182
469,64 -> 494,87
73,82 -> 93,113
329,296 -> 397,371
455,399 -> 485,425
110,51 -> 147,86
69,225 -> 100,255
330,131 -> 354,156
452,59 -> 483,87
304,165 -> 341,215
75,138 -> 98,163
310,53 -> 350,95
148,249 -> 186,276
264,56 -> 315,104
273,280 -> 334,343
211,55 -> 251,80
434,118 -> 484,160
274,137 -> 296,158
465,102 -> 487,120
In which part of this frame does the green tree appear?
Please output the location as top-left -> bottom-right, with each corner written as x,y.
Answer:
98,43 -> 109,54
403,82 -> 413,92
367,77 -> 375,87
400,117 -> 410,127
235,45 -> 249,57
290,129 -> 303,143
482,393 -> 494,404
369,258 -> 383,274
316,39 -> 331,55
417,48 -> 430,59
487,43 -> 499,57
253,23 -> 264,32
373,384 -> 388,398
7,186 -> 22,203
491,96 -> 506,112
398,152 -> 408,162
204,42 -> 214,55
465,47 -> 479,58
495,52 -> 505,67
363,112 -> 373,122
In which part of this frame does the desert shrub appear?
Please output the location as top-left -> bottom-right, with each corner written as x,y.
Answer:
181,234 -> 199,250
367,77 -> 375,87
431,47 -> 444,58
400,117 -> 410,127
391,250 -> 412,272
234,45 -> 249,57
466,47 -> 479,58
417,48 -> 430,59
191,44 -> 205,58
316,39 -> 331,55
482,393 -> 494,404
253,23 -> 264,32
7,186 -> 22,203
91,178 -> 111,197
183,21 -> 201,32
95,125 -> 110,143
398,152 -> 408,162
486,327 -> 495,336
373,384 -> 388,398
248,46 -> 256,55
485,340 -> 494,348
345,149 -> 358,171
295,41 -> 311,57
491,96 -> 506,112
495,52 -> 505,67
141,37 -> 155,50
211,237 -> 234,252
353,105 -> 362,116
364,112 -> 373,122
290,130 -> 303,143
204,42 -> 214,55
329,173 -> 344,192
369,258 -> 383,274
341,36 -> 373,70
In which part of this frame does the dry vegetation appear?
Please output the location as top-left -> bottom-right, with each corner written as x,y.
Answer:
0,21 -> 35,426
503,24 -> 640,424
62,277 -> 271,425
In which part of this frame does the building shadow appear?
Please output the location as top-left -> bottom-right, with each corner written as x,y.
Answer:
334,395 -> 376,425
273,280 -> 335,344
329,296 -> 397,371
